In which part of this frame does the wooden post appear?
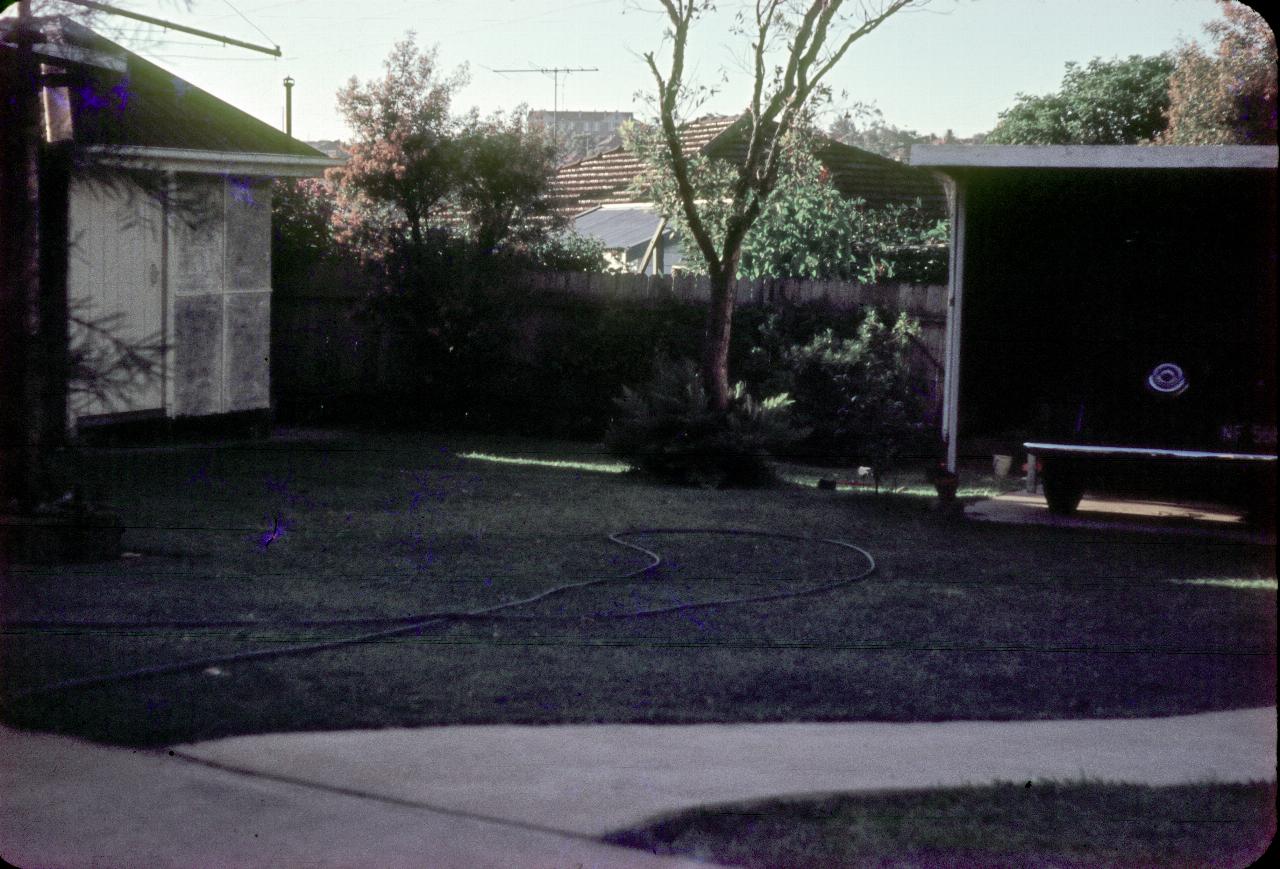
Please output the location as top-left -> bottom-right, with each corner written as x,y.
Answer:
636,215 -> 668,275
942,183 -> 966,474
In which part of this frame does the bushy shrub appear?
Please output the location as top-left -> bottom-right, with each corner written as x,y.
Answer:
526,232 -> 609,272
734,300 -> 867,398
781,310 -> 927,476
606,358 -> 802,487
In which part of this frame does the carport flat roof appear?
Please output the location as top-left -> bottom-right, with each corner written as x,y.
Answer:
572,204 -> 666,251
910,144 -> 1278,170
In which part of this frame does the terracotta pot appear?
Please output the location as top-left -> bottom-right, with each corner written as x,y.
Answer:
933,473 -> 959,503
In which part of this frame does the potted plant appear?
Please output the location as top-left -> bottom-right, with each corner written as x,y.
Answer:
925,456 -> 960,504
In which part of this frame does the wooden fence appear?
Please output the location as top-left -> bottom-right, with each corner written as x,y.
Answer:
517,271 -> 947,324
271,268 -> 948,422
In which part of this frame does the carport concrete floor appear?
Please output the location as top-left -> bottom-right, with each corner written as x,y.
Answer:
966,490 -> 1275,545
2,708 -> 1275,867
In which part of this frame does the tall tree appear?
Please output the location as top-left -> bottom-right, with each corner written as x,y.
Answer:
643,0 -> 918,411
1159,0 -> 1277,145
985,54 -> 1175,145
331,35 -> 468,263
455,109 -> 559,255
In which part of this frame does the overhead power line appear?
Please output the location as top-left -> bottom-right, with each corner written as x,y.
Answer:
58,0 -> 282,57
220,0 -> 278,48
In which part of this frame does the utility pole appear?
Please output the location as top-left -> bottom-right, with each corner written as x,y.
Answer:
491,65 -> 597,145
283,76 -> 294,137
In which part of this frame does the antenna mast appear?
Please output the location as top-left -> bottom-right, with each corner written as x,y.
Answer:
491,65 -> 598,143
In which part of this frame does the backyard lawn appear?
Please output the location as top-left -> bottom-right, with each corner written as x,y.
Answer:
1,426 -> 1275,750
604,780 -> 1277,868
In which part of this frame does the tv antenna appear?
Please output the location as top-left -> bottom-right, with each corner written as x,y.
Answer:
491,65 -> 598,143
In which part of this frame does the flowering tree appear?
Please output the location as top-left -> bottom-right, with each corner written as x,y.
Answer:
1159,0 -> 1277,145
330,34 -> 468,275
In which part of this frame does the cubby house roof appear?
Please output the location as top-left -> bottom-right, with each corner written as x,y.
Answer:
2,18 -> 335,175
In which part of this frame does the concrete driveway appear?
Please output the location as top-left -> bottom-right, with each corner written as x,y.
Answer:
3,708 -> 1274,867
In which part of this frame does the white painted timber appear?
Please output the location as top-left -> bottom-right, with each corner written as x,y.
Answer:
83,146 -> 339,177
910,144 -> 1278,170
66,176 -> 165,424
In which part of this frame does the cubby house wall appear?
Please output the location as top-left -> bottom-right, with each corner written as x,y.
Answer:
67,172 -> 273,430
166,174 -> 273,419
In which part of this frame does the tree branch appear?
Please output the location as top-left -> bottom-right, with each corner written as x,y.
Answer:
645,2 -> 722,271
807,1 -> 914,97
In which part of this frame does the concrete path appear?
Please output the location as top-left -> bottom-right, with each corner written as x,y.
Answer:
175,708 -> 1277,836
3,708 -> 1274,867
0,725 -> 712,869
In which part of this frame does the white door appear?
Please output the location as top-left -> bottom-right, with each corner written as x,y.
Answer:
67,175 -> 166,422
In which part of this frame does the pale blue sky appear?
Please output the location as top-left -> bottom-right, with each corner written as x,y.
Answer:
34,0 -> 1243,140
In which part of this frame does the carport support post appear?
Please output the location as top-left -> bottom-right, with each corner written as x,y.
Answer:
941,183 -> 966,474
637,215 -> 668,276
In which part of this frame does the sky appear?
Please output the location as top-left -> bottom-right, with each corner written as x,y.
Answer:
15,0 -> 1242,141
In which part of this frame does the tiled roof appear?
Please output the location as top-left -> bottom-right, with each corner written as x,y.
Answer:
811,139 -> 947,215
549,116 -> 739,215
549,114 -> 946,219
3,19 -> 323,158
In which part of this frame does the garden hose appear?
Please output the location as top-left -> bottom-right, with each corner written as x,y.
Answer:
2,529 -> 875,704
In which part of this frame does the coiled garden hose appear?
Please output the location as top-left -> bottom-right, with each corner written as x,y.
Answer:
3,529 -> 875,704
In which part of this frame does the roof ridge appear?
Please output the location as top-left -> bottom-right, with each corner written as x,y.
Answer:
17,18 -> 325,160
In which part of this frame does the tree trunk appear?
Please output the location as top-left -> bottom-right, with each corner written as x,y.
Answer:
0,16 -> 46,510
40,142 -> 72,459
702,266 -> 736,412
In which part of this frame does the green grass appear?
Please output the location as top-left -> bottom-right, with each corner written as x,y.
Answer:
1,427 -> 1274,747
603,780 -> 1277,868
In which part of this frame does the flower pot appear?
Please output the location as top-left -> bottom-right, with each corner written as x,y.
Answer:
933,473 -> 959,503
993,454 -> 1014,477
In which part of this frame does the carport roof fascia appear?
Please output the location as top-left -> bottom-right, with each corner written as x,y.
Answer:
910,144 -> 1278,171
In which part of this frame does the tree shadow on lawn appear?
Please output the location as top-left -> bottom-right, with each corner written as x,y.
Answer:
0,431 -> 1275,747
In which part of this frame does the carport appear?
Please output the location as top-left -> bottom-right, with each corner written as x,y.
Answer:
910,145 -> 1276,510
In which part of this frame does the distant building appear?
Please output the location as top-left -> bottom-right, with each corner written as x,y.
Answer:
305,139 -> 348,159
528,110 -> 632,140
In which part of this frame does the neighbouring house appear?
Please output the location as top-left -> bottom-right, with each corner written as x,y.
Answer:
911,144 -> 1277,514
1,18 -> 336,436
549,115 -> 947,274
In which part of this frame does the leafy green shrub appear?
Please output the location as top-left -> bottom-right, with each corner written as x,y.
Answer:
782,310 -> 927,476
734,301 -> 866,399
606,358 -> 801,487
527,232 -> 609,272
